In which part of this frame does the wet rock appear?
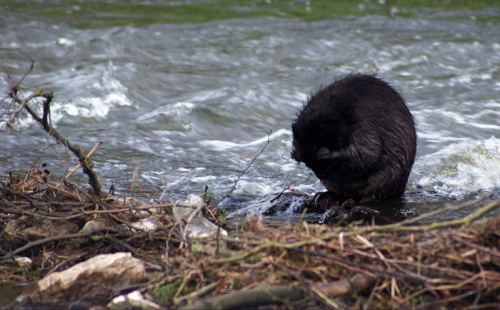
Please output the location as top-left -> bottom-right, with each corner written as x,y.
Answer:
79,219 -> 114,234
130,216 -> 160,233
227,190 -> 315,219
14,257 -> 33,268
318,203 -> 380,224
16,252 -> 145,304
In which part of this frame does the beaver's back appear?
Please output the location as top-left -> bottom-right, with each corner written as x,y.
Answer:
291,74 -> 417,203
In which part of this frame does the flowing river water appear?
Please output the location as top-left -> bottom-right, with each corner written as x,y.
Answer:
1,1 -> 500,223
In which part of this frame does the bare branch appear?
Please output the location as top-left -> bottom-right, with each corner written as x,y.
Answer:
18,51 -> 35,86
214,129 -> 272,205
2,56 -> 103,196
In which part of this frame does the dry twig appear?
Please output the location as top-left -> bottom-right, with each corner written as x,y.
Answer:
214,129 -> 272,205
1,55 -> 102,196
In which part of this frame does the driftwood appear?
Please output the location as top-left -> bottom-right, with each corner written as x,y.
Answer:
181,273 -> 376,310
180,285 -> 308,310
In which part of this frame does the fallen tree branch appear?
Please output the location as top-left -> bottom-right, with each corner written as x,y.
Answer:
2,55 -> 103,196
182,274 -> 375,310
22,97 -> 102,195
179,284 -> 307,310
61,141 -> 103,184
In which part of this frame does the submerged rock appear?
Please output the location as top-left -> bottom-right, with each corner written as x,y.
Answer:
227,190 -> 315,219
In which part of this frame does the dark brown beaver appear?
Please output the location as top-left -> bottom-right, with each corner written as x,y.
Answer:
291,74 -> 417,205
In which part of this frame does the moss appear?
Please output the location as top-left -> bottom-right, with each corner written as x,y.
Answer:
152,282 -> 181,305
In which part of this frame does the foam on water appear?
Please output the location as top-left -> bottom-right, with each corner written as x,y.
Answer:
410,137 -> 500,199
60,62 -> 131,119
0,61 -> 131,131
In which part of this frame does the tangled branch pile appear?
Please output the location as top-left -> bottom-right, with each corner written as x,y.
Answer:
1,159 -> 499,309
1,57 -> 499,309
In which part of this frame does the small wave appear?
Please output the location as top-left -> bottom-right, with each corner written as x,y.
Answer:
200,128 -> 290,151
136,102 -> 195,122
135,101 -> 194,132
410,137 -> 500,199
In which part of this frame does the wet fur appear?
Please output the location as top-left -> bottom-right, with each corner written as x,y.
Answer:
291,74 -> 417,204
